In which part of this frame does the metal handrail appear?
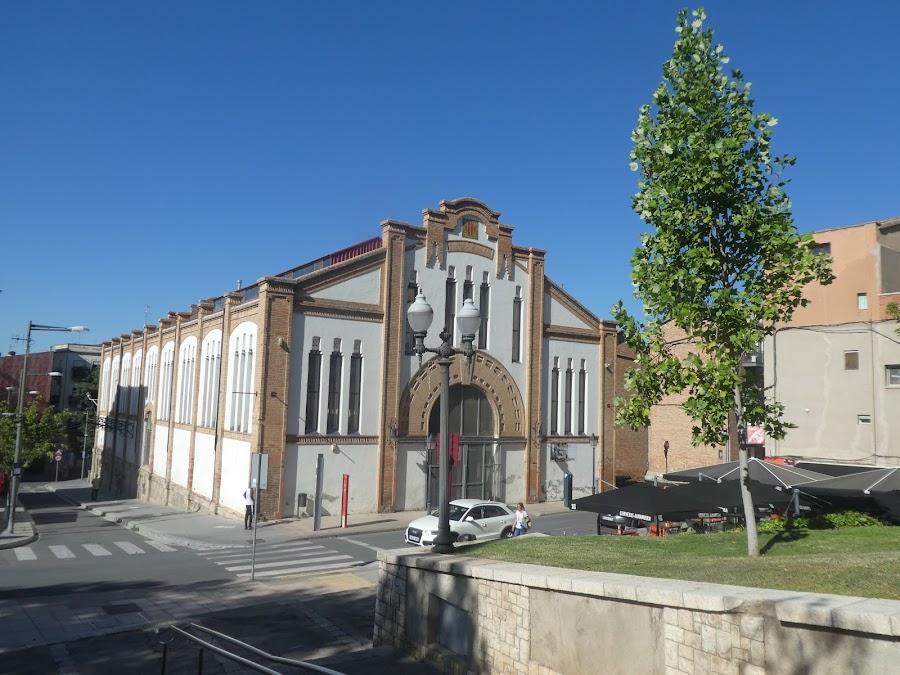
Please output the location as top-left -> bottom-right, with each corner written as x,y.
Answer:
157,623 -> 347,674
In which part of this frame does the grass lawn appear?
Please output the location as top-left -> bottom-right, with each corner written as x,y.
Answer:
458,526 -> 900,600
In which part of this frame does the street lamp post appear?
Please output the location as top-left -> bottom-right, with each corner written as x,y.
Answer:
82,394 -> 99,482
589,433 -> 599,494
3,321 -> 88,535
407,289 -> 480,555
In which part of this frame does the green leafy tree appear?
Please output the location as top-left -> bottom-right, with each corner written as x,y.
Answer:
0,399 -> 72,476
71,363 -> 100,453
612,8 -> 833,557
887,302 -> 900,328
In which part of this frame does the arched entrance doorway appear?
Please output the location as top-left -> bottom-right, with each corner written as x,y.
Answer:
427,384 -> 500,506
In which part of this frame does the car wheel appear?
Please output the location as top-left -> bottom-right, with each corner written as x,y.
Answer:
502,527 -> 513,539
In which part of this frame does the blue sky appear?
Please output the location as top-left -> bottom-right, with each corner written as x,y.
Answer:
2,2 -> 898,353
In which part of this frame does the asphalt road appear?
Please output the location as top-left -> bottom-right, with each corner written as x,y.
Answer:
1,491 -> 234,592
340,507 -> 600,552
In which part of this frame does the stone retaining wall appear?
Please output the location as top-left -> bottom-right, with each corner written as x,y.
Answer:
374,550 -> 900,674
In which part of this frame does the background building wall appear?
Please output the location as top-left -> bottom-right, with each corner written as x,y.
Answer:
766,321 -> 900,465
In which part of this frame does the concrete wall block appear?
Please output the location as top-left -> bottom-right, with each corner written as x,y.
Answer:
831,598 -> 900,636
636,582 -> 690,607
740,665 -> 765,675
598,579 -> 637,602
665,623 -> 685,644
685,629 -> 701,650
749,639 -> 765,666
700,624 -> 717,654
678,655 -> 694,673
715,628 -> 731,658
678,609 -> 695,631
693,650 -> 711,675
775,595 -> 868,628
665,640 -> 679,667
708,654 -> 732,675
739,615 -> 764,641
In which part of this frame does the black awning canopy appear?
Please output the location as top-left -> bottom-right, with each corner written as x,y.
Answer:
663,458 -> 830,488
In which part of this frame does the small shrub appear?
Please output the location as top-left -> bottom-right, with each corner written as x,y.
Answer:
757,511 -> 882,532
812,511 -> 883,529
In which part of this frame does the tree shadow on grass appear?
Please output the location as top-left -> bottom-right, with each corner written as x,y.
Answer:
760,520 -> 809,555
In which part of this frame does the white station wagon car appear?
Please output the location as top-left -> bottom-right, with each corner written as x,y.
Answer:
405,499 -> 517,546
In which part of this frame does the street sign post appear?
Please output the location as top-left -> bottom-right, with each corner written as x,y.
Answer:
54,449 -> 63,482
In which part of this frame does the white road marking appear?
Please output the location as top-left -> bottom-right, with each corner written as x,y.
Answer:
49,545 -> 76,559
144,541 -> 176,552
235,560 -> 360,578
224,554 -> 353,572
205,545 -> 325,563
343,537 -> 385,552
15,547 -> 36,561
113,541 -> 145,555
82,544 -> 112,557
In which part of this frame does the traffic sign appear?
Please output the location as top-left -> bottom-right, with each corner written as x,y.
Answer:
54,450 -> 63,462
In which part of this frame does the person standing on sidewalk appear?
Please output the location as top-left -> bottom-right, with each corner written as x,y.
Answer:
513,503 -> 530,536
244,484 -> 254,530
91,476 -> 100,501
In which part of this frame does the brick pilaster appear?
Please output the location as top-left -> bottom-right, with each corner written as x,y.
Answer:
254,279 -> 295,520
525,249 -> 546,503
377,222 -> 408,512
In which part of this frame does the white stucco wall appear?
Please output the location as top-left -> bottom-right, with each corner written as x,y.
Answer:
284,442 -> 379,516
192,432 -> 215,498
544,290 -> 593,329
220,437 -> 251,513
766,321 -> 900,465
288,314 -> 384,437
309,267 -> 382,304
169,428 -> 190,487
152,424 -> 168,477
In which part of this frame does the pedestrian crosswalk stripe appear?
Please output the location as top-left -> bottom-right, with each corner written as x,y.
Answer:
49,545 -> 75,559
113,541 -> 145,555
205,545 -> 326,563
82,544 -> 112,557
235,560 -> 360,579
15,547 -> 36,561
144,540 -> 176,552
223,553 -> 353,573
200,542 -> 320,560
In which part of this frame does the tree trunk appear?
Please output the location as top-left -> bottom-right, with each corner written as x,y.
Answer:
734,385 -> 760,557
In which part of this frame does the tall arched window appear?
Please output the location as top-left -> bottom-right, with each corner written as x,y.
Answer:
144,346 -> 159,404
158,342 -> 175,421
176,336 -> 197,424
108,356 -> 120,414
198,330 -> 222,428
427,384 -> 498,501
226,322 -> 256,434
99,358 -> 111,412
119,353 -> 132,416
131,350 -> 143,416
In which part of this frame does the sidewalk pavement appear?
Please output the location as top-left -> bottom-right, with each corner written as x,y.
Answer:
0,503 -> 38,550
8,478 -> 570,551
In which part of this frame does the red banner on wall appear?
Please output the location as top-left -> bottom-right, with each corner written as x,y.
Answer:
434,433 -> 460,465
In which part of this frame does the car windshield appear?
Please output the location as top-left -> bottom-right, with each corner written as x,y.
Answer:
429,504 -> 470,521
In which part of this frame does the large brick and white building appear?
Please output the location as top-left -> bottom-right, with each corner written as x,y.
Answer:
93,198 -> 646,520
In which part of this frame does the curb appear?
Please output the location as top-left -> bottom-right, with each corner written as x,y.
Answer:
0,507 -> 39,550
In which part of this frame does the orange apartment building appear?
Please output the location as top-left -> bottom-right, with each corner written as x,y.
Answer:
647,216 -> 900,476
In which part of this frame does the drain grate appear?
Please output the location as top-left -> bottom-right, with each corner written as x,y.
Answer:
101,603 -> 142,615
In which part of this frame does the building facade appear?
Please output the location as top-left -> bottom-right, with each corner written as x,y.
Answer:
93,198 -> 646,520
764,216 -> 900,466
645,216 -> 900,474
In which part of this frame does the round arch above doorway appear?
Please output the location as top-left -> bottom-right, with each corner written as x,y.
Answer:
399,351 -> 524,439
